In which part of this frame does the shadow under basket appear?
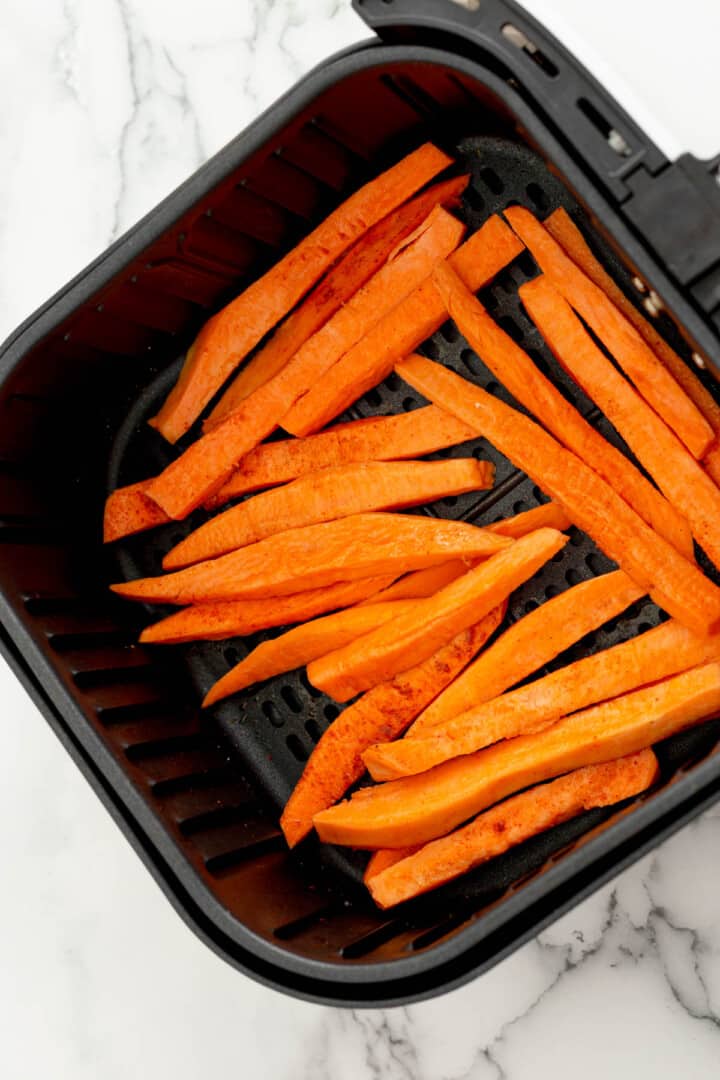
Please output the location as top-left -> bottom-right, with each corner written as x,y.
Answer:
4,1 -> 720,1005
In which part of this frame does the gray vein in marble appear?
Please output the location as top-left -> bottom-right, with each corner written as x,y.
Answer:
162,45 -> 206,170
56,0 -> 81,107
643,856 -> 720,1035
326,873 -> 720,1080
113,0 -> 141,240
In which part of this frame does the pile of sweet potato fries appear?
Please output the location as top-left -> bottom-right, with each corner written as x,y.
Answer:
105,143 -> 720,908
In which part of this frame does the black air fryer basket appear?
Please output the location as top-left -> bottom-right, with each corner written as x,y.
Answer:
5,0 -> 720,1006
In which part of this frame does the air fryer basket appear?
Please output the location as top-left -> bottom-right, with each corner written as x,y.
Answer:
4,0 -> 720,1005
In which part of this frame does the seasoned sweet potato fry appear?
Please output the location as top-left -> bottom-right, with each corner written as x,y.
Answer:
395,355 -> 720,636
704,446 -> 720,488
522,276 -> 720,572
358,503 -> 570,607
367,752 -> 659,907
280,214 -> 524,436
314,663 -> 720,848
206,406 -> 478,507
280,609 -> 505,847
203,600 -> 421,706
104,480 -> 169,542
504,206 -> 713,459
104,405 -> 479,543
433,261 -> 692,558
410,569 -> 643,735
358,560 -> 471,606
150,142 -> 453,443
205,174 -> 470,428
147,206 -> 465,519
485,501 -> 572,538
164,458 -> 494,569
112,513 -> 512,605
309,528 -> 566,702
364,847 -> 420,884
366,618 -> 720,779
546,207 -> 720,441
139,575 -> 396,645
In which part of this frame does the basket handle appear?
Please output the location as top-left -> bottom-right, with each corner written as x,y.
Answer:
353,0 -> 720,326
352,0 -> 667,203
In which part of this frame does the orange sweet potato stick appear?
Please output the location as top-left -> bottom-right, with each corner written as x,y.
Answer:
163,458 -> 494,570
365,618 -> 720,780
205,406 -> 478,507
704,448 -> 720,488
104,480 -> 170,543
308,528 -> 567,702
357,560 -> 471,606
367,752 -> 659,907
504,206 -> 714,459
149,142 -> 453,443
112,513 -> 513,605
410,570 -> 643,735
203,600 -> 423,706
314,663 -> 720,849
280,608 -> 505,848
147,206 -> 465,519
357,502 -> 570,606
138,575 -> 396,645
204,174 -> 470,429
279,214 -> 524,436
485,501 -> 572,538
364,847 -> 420,884
521,276 -> 720,572
545,207 -> 720,441
433,262 -> 692,559
104,405 -> 479,543
394,355 -> 720,636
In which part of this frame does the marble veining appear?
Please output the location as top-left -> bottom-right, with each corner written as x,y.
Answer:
2,3 -> 720,1078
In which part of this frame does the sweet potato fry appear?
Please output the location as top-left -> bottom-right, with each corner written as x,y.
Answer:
704,446 -> 720,488
308,528 -> 567,702
485,501 -> 572,538
202,600 -> 421,706
280,609 -> 504,848
112,513 -> 512,605
204,175 -> 470,428
357,560 -> 471,606
521,276 -> 720,571
358,503 -> 570,606
314,663 -> 720,848
364,847 -> 420,883
367,752 -> 659,907
138,575 -> 396,645
104,480 -> 170,542
410,569 -> 643,735
207,406 -> 478,507
164,458 -> 494,569
147,206 -> 465,519
104,404 -> 479,542
149,142 -> 453,443
395,355 -> 720,636
546,207 -> 720,440
279,214 -> 524,436
504,206 -> 713,459
433,261 -> 692,558
366,618 -> 720,779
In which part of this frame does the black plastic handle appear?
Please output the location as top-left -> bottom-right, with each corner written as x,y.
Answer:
354,0 -> 720,329
353,0 -> 667,202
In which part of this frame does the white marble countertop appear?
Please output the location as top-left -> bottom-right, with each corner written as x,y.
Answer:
2,2 -> 720,1077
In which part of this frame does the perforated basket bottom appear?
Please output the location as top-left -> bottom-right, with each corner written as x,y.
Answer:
109,136 -> 720,904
